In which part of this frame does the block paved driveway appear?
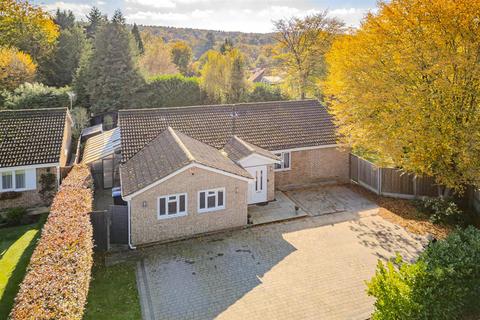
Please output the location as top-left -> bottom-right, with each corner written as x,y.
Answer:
136,205 -> 427,320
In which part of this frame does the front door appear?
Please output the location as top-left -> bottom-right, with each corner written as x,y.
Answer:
246,166 -> 267,204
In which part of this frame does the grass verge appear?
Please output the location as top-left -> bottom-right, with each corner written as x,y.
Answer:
0,215 -> 46,317
84,260 -> 141,320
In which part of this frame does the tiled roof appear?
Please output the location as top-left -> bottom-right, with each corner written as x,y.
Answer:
0,108 -> 68,168
119,99 -> 337,162
223,136 -> 280,162
120,127 -> 251,196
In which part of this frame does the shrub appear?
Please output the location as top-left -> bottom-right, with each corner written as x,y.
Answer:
4,207 -> 27,226
246,83 -> 288,102
10,164 -> 94,320
367,226 -> 480,320
414,197 -> 464,225
2,82 -> 70,109
139,74 -> 205,108
39,172 -> 57,204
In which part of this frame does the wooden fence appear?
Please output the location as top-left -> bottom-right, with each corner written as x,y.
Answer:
349,154 -> 438,199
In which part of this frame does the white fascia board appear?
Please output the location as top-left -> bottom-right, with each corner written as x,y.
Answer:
271,144 -> 339,153
122,162 -> 253,201
237,153 -> 280,168
0,163 -> 60,173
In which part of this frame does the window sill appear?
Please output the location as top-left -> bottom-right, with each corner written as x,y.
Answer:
157,212 -> 187,220
198,206 -> 225,214
274,168 -> 291,172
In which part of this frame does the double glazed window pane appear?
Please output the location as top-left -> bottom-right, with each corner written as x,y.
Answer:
2,172 -> 12,189
15,171 -> 25,189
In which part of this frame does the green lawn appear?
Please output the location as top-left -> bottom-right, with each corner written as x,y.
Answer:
84,261 -> 141,320
0,215 -> 46,318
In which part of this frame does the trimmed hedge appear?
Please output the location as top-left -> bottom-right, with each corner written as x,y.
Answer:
10,164 -> 94,320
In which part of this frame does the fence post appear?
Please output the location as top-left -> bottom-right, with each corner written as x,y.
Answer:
413,176 -> 417,198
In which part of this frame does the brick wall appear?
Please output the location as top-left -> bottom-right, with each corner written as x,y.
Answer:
0,167 -> 58,210
275,147 -> 349,189
130,166 -> 248,245
60,115 -> 72,167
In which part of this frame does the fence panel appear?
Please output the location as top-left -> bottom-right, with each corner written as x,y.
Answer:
415,176 -> 438,197
349,154 -> 359,183
381,168 -> 415,197
357,157 -> 379,193
90,211 -> 110,252
109,205 -> 128,244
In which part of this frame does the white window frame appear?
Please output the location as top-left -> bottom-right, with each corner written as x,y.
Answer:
274,152 -> 291,171
198,188 -> 226,213
15,170 -> 26,189
1,171 -> 13,191
157,193 -> 187,220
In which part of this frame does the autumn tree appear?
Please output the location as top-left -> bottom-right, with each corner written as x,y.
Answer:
0,47 -> 36,91
171,41 -> 192,75
131,23 -> 144,54
0,0 -> 59,61
273,12 -> 344,99
324,0 -> 480,194
139,35 -> 178,77
200,48 -> 247,103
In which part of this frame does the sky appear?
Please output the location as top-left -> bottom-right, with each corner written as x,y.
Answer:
33,0 -> 378,33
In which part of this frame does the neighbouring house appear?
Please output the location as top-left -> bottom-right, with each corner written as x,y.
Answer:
118,99 -> 349,247
249,68 -> 283,85
0,108 -> 73,210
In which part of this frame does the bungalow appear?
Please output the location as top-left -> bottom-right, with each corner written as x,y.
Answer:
119,99 -> 349,247
0,108 -> 72,210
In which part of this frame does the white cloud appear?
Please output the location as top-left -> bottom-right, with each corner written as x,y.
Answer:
41,2 -> 91,18
125,0 -> 177,9
96,1 -> 106,5
328,8 -> 372,27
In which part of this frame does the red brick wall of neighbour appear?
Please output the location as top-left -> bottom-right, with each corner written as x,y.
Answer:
274,147 -> 349,189
0,167 -> 57,210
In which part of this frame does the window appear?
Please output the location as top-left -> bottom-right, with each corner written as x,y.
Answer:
198,188 -> 225,213
158,193 -> 187,219
15,170 -> 25,189
274,152 -> 291,171
0,168 -> 36,192
1,172 -> 13,190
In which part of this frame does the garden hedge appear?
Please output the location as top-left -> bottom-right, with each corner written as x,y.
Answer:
10,164 -> 94,320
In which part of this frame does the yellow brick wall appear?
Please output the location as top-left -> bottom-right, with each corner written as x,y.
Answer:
275,147 -> 349,189
130,166 -> 248,245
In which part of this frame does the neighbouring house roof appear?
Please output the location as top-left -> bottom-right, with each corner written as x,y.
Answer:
82,127 -> 121,164
248,68 -> 266,82
223,135 -> 280,162
261,76 -> 282,85
0,108 -> 69,168
119,99 -> 337,162
120,127 -> 252,197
